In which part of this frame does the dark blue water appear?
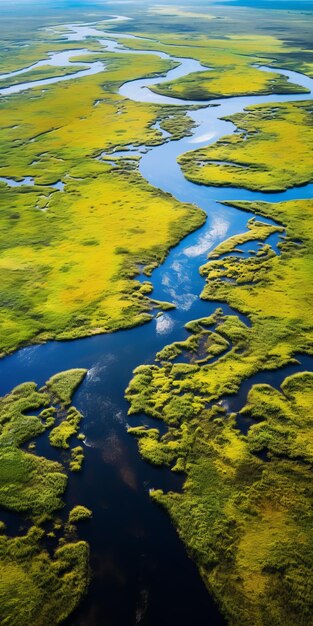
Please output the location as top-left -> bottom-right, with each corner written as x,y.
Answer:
0,21 -> 312,626
227,354 -> 313,413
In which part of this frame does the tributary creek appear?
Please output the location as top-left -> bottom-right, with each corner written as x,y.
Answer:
0,16 -> 312,626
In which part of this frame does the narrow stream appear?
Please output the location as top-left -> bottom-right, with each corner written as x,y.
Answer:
0,17 -> 312,626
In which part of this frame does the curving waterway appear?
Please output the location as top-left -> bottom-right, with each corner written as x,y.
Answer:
1,16 -> 313,626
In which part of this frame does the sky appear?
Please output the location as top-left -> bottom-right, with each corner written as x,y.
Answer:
0,0 -> 312,9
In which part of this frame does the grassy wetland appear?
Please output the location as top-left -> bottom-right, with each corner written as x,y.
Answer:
0,48 -> 205,356
149,38 -> 310,101
1,1 -> 313,625
179,101 -> 313,191
0,369 -> 91,625
125,6 -> 313,623
1,5 -> 312,356
127,195 -> 313,626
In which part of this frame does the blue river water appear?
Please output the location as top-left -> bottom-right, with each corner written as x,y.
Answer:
0,17 -> 312,626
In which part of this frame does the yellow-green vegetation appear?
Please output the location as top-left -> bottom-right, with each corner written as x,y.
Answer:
0,528 -> 89,626
49,407 -> 83,449
128,196 -> 313,410
156,109 -> 196,139
0,369 -> 91,625
1,6 -> 313,624
119,32 -> 308,100
0,369 -> 86,513
47,369 -> 86,405
0,47 -> 205,357
127,193 -> 313,624
151,66 -> 306,101
242,372 -> 313,462
125,0 -> 313,80
69,505 -> 92,523
0,64 -> 87,89
0,38 -> 103,75
0,384 -> 65,515
179,101 -> 313,191
155,311 -> 231,365
1,12 -> 312,358
146,372 -> 313,626
201,198 -> 313,356
70,446 -> 85,472
208,218 -> 283,259
148,6 -> 216,21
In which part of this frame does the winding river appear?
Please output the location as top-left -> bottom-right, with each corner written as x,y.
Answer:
1,16 -> 313,626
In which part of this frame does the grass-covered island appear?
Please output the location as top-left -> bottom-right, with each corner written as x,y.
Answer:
178,101 -> 313,192
0,369 -> 91,625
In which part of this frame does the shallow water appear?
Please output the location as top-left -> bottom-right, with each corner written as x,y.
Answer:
0,49 -> 105,96
1,17 -> 312,626
0,176 -> 64,190
0,175 -> 35,187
